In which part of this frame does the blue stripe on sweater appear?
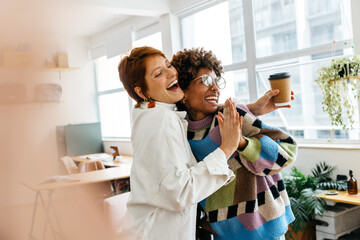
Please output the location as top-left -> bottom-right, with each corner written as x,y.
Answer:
260,122 -> 278,130
189,136 -> 219,161
259,136 -> 278,162
211,205 -> 295,240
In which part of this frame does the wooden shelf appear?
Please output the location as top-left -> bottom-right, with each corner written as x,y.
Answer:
0,100 -> 63,105
44,67 -> 79,71
0,50 -> 78,71
0,66 -> 79,71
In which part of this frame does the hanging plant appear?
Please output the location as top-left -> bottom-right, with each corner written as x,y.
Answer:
315,56 -> 360,129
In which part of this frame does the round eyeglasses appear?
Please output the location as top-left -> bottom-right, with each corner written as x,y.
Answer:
194,74 -> 226,90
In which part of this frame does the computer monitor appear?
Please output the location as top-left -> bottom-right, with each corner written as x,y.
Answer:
64,122 -> 104,156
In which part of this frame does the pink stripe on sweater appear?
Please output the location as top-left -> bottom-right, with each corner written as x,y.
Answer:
271,173 -> 282,182
208,125 -> 221,145
244,157 -> 275,173
237,212 -> 267,230
256,175 -> 276,193
185,114 -> 213,129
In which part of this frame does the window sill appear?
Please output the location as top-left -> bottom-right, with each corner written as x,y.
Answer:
298,142 -> 360,150
103,138 -> 131,142
102,137 -> 360,150
102,139 -> 360,150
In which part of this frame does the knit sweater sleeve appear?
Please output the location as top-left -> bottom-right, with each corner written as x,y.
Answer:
235,104 -> 298,176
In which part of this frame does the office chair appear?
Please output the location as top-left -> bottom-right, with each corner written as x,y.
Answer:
61,156 -> 79,175
60,156 -> 114,198
61,156 -> 106,174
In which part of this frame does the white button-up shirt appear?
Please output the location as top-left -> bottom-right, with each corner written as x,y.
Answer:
117,102 -> 234,240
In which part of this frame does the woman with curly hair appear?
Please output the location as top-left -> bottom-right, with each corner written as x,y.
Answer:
171,48 -> 297,240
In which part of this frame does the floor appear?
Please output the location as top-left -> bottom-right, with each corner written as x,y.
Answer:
338,228 -> 360,240
1,187 -> 113,240
1,203 -> 34,240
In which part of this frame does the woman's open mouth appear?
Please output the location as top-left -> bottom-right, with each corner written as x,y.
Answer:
205,95 -> 218,104
166,80 -> 180,91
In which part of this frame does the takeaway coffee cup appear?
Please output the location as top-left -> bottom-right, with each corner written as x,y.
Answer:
268,72 -> 291,106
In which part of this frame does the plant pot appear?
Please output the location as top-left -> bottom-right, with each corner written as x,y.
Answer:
287,221 -> 316,240
337,62 -> 359,78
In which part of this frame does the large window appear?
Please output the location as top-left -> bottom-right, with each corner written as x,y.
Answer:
182,1 -> 244,65
180,0 -> 358,142
95,32 -> 162,139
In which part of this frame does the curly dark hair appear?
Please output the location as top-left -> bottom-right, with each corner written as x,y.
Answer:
171,48 -> 223,111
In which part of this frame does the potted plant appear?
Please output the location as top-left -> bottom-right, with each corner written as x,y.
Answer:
283,162 -> 347,240
315,56 -> 360,129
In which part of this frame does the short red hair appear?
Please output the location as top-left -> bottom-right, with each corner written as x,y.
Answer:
118,46 -> 166,107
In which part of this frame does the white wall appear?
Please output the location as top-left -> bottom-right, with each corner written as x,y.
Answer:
170,0 -> 211,14
291,146 -> 360,179
0,35 -> 98,207
103,140 -> 133,156
89,13 -> 181,60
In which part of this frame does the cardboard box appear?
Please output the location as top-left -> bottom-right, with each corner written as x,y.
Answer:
56,52 -> 69,68
3,51 -> 33,67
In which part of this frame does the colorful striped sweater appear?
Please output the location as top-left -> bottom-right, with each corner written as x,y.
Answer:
186,104 -> 297,240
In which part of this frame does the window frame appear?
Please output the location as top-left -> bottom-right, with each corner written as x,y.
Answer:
95,59 -> 133,140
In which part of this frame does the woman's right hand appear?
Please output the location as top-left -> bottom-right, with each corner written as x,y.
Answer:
216,98 -> 242,159
246,89 -> 295,116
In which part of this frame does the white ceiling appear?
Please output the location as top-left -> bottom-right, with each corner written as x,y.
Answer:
40,4 -> 132,37
1,0 -> 174,38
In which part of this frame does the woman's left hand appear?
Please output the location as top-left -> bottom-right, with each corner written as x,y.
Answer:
247,89 -> 294,117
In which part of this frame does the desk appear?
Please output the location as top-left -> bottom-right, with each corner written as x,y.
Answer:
72,153 -> 133,167
316,191 -> 360,206
22,164 -> 131,240
23,165 -> 131,191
